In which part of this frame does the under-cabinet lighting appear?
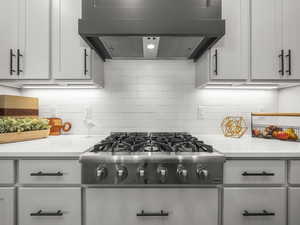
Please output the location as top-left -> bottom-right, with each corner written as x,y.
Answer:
21,84 -> 101,89
202,84 -> 279,90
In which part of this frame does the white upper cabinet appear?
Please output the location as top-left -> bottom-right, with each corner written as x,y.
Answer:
283,0 -> 300,80
252,0 -> 300,80
18,0 -> 51,79
0,0 -> 18,79
0,0 -> 50,80
251,0 -> 283,80
196,0 -> 250,87
52,0 -> 92,80
210,0 -> 249,80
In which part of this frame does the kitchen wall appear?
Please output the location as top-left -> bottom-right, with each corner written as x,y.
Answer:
276,85 -> 300,126
278,86 -> 300,112
0,85 -> 20,95
22,60 -> 278,135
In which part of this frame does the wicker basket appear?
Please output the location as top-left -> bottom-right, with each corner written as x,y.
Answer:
0,129 -> 50,144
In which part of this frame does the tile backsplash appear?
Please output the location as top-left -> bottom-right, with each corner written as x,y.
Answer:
22,60 -> 278,135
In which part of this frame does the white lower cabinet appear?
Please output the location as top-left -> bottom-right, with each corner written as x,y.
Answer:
0,188 -> 14,225
288,187 -> 300,225
85,188 -> 219,225
18,187 -> 81,225
223,187 -> 286,225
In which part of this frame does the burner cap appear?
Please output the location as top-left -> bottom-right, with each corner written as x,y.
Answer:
111,141 -> 132,154
174,142 -> 197,153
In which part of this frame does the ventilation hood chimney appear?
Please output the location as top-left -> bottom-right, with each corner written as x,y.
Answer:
79,0 -> 225,61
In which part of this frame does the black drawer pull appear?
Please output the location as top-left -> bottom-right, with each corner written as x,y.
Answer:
214,49 -> 218,75
137,210 -> 169,217
84,49 -> 88,75
30,171 -> 63,176
285,49 -> 291,75
242,171 -> 275,176
30,210 -> 63,217
10,49 -> 16,75
17,49 -> 23,75
278,49 -> 284,76
243,210 -> 275,217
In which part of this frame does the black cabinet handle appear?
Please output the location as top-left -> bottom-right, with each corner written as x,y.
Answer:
137,210 -> 169,217
84,49 -> 88,75
214,49 -> 218,75
30,171 -> 63,176
10,49 -> 16,75
17,49 -> 23,75
285,49 -> 291,75
243,210 -> 275,217
30,210 -> 63,217
278,49 -> 284,76
242,171 -> 275,176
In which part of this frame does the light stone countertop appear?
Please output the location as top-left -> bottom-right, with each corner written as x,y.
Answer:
196,135 -> 300,158
0,135 -> 105,158
0,134 -> 300,158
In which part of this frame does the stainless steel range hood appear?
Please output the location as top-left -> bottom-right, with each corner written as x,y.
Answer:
79,0 -> 225,61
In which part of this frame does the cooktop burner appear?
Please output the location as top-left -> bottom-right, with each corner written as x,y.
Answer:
91,132 -> 213,154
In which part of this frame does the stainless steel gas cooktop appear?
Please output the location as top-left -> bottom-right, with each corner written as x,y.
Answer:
80,132 -> 224,185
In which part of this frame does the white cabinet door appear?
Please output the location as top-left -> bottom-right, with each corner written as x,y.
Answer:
19,188 -> 81,225
0,188 -> 14,225
18,0 -> 50,79
52,0 -> 91,80
283,0 -> 300,80
251,0 -> 284,80
224,188 -> 286,225
210,0 -> 249,80
86,188 -> 219,225
0,0 -> 18,79
288,188 -> 300,225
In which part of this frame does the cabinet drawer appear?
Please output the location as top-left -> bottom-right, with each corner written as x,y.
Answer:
19,160 -> 81,184
0,160 -> 14,184
18,188 -> 81,225
86,188 -> 219,225
224,188 -> 286,225
289,160 -> 300,184
224,160 -> 285,184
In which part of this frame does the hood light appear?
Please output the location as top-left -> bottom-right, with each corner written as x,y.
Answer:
147,44 -> 155,50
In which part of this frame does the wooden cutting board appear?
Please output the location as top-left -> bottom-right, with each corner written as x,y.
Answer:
0,95 -> 39,117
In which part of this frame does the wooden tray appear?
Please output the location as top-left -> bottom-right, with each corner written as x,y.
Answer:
0,129 -> 50,144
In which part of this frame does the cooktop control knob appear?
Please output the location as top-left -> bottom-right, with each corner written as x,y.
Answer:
177,165 -> 188,178
96,165 -> 108,180
197,167 -> 208,179
137,167 -> 145,177
157,166 -> 168,183
116,165 -> 128,180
